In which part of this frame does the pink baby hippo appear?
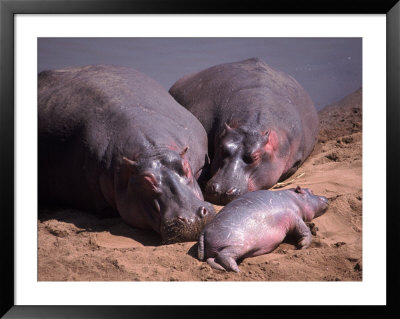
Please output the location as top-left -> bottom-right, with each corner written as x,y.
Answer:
198,186 -> 329,272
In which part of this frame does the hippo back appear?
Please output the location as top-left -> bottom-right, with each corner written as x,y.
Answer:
39,65 -> 208,173
38,65 -> 215,244
170,58 -> 319,160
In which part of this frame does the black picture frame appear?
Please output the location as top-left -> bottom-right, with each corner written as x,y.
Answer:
1,0 -> 399,318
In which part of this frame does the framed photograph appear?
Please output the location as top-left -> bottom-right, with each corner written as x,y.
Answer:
1,0 -> 398,317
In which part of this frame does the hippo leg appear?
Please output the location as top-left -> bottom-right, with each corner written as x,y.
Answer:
206,258 -> 227,271
292,216 -> 313,249
207,254 -> 240,272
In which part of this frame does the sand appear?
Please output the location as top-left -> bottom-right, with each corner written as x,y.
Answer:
38,88 -> 362,281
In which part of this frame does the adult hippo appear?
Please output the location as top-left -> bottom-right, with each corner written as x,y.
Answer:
169,58 -> 319,205
38,64 -> 216,243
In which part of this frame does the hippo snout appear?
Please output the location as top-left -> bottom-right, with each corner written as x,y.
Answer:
176,206 -> 212,223
206,182 -> 221,194
225,187 -> 240,197
320,195 -> 329,207
314,195 -> 329,218
161,203 -> 216,243
205,182 -> 242,205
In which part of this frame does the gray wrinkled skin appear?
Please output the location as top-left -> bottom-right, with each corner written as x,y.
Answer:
38,64 -> 216,243
170,58 -> 319,205
198,187 -> 329,272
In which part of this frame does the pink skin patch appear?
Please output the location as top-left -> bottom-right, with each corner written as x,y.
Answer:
245,148 -> 265,191
227,119 -> 240,129
246,151 -> 264,191
182,159 -> 192,180
250,150 -> 262,166
191,182 -> 204,200
263,129 -> 279,154
166,141 -> 179,151
283,136 -> 301,173
245,139 -> 271,191
182,159 -> 203,200
143,174 -> 160,193
247,177 -> 257,191
301,203 -> 314,221
246,130 -> 286,191
194,189 -> 204,200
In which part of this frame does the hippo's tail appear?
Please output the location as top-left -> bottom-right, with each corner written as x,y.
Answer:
198,232 -> 205,261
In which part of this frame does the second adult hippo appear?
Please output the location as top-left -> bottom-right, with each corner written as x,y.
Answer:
198,186 -> 329,272
38,64 -> 216,243
170,58 -> 319,205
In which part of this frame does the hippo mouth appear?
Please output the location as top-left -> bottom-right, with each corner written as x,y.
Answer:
204,191 -> 239,206
160,214 -> 214,244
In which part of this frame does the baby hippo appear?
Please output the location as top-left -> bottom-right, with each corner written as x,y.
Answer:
198,186 -> 329,272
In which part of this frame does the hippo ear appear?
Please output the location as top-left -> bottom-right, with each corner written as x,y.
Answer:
224,122 -> 233,131
295,185 -> 305,194
122,156 -> 138,174
180,146 -> 189,158
262,129 -> 278,155
221,122 -> 234,137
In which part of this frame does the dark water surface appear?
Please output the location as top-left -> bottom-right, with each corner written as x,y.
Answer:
38,38 -> 361,110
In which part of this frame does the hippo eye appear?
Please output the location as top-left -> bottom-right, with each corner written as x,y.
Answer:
221,148 -> 230,158
295,186 -> 305,194
242,154 -> 254,164
243,152 -> 260,164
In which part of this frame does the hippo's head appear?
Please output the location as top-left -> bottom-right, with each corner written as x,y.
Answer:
291,186 -> 329,220
205,123 -> 283,205
121,147 -> 216,243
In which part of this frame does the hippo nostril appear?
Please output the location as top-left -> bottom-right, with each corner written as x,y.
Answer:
226,187 -> 238,196
207,183 -> 221,194
177,216 -> 187,223
198,207 -> 208,218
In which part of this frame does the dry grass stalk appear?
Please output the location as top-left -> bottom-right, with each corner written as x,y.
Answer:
272,172 -> 305,189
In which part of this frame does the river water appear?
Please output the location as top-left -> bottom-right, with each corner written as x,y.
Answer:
38,38 -> 361,110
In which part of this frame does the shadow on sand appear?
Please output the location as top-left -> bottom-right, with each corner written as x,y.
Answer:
38,205 -> 162,247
